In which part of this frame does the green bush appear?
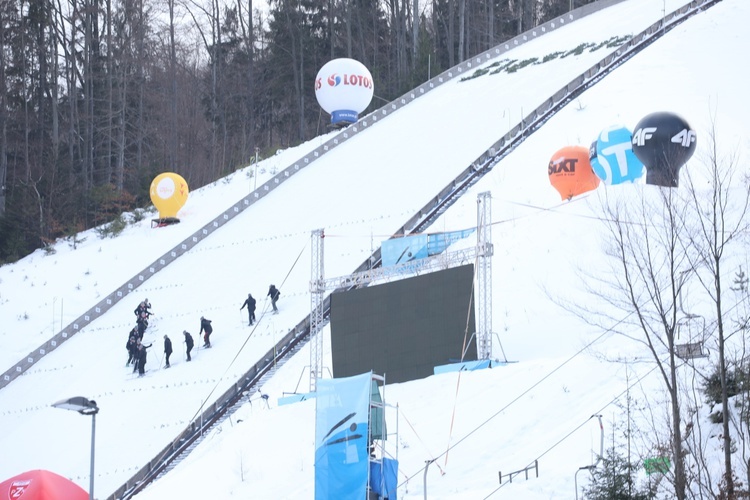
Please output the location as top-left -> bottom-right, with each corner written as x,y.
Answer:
583,447 -> 657,499
702,364 -> 745,406
506,58 -> 538,73
95,215 -> 128,239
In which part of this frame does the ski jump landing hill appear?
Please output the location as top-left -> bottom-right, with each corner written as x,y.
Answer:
0,0 -> 718,497
1,0 -> 710,391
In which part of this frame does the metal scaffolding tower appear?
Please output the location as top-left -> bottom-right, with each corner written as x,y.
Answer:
476,191 -> 494,360
309,229 -> 325,392
307,192 -> 496,391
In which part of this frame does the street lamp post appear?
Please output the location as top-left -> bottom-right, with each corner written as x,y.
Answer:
52,396 -> 99,500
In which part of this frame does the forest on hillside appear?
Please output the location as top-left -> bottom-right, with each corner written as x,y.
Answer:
0,0 -> 589,263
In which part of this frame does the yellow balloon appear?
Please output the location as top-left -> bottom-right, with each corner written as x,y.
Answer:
150,173 -> 189,219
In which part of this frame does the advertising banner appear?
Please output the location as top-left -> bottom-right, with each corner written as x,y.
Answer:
315,372 -> 372,500
381,229 -> 475,267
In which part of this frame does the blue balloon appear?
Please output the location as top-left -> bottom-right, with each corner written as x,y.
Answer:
591,125 -> 644,185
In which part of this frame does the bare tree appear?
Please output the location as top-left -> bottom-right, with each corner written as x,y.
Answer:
681,120 -> 750,497
593,186 -> 697,499
730,269 -> 750,494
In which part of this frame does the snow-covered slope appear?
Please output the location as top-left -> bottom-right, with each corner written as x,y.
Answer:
2,0 -> 748,498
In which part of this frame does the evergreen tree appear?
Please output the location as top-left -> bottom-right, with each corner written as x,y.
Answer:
583,447 -> 656,500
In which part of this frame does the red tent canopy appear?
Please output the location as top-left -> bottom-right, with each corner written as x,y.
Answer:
0,469 -> 88,500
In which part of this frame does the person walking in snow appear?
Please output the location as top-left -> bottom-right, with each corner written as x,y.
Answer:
240,293 -> 257,325
126,335 -> 138,367
267,284 -> 280,314
134,301 -> 152,319
136,312 -> 149,340
183,330 -> 194,361
199,317 -> 213,348
135,341 -> 152,376
163,335 -> 173,368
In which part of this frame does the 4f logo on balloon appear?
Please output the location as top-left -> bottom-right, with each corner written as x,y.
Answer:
631,111 -> 697,188
548,157 -> 577,175
671,128 -> 696,148
632,127 -> 657,147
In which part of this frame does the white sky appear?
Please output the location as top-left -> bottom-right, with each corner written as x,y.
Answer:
1,0 -> 749,498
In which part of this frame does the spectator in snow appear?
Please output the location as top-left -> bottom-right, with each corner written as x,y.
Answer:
163,335 -> 173,368
199,317 -> 213,348
126,335 -> 138,367
134,301 -> 152,319
183,331 -> 194,361
136,312 -> 149,339
267,285 -> 280,313
135,341 -> 152,376
240,293 -> 257,326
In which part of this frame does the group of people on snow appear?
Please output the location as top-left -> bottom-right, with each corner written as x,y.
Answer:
123,298 -> 210,375
126,298 -> 153,376
240,285 -> 281,325
123,284 -> 281,376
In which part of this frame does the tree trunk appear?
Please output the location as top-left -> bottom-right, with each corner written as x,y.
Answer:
447,0 -> 454,67
0,5 -> 7,217
412,0 -> 418,68
169,0 -> 177,171
457,0 -> 465,62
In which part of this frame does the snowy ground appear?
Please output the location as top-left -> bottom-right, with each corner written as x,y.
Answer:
1,0 -> 749,498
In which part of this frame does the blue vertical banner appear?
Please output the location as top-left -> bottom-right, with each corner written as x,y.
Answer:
315,372 -> 372,500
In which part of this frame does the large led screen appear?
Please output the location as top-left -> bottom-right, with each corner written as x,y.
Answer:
330,264 -> 476,384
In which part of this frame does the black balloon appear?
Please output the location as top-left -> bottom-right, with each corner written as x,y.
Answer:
631,112 -> 696,187
588,139 -> 598,163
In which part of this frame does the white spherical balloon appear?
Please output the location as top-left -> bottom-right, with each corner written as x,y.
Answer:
315,58 -> 374,124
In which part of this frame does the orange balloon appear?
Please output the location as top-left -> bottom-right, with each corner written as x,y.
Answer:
548,145 -> 600,200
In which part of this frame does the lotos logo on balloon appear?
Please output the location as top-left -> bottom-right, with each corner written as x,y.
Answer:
590,125 -> 644,185
149,172 -> 189,222
315,58 -> 374,126
631,112 -> 696,188
549,145 -> 600,201
323,73 -> 372,88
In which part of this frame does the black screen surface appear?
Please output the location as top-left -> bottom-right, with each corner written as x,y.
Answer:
330,264 -> 476,384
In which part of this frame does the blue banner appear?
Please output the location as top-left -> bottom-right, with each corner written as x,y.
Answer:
370,458 -> 399,499
315,372 -> 372,500
381,229 -> 475,267
426,228 -> 476,255
381,234 -> 429,267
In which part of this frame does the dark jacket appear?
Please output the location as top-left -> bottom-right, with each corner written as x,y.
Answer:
127,337 -> 138,355
164,337 -> 173,355
134,303 -> 152,318
200,318 -> 213,335
267,285 -> 280,301
137,343 -> 152,362
184,331 -> 194,348
137,313 -> 149,331
240,295 -> 256,312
